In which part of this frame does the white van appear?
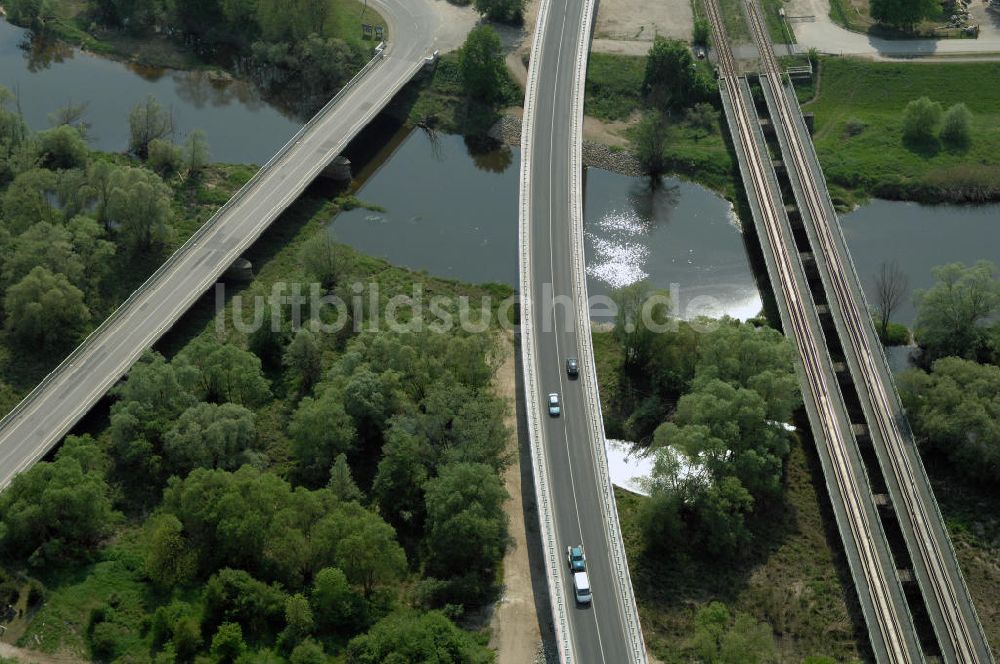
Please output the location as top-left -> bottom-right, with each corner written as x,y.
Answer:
573,571 -> 592,604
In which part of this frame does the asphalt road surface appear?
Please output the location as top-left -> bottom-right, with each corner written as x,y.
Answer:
527,0 -> 637,660
0,0 -> 438,490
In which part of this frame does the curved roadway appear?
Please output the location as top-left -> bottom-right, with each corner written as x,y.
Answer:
519,0 -> 646,660
0,0 -> 439,490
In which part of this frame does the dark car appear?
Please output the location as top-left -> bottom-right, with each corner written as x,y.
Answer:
567,544 -> 586,572
566,357 -> 579,378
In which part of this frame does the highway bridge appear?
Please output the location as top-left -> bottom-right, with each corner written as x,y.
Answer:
518,0 -> 647,661
0,0 -> 441,490
709,0 -> 994,660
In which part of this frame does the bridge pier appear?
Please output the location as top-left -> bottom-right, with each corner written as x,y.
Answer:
319,155 -> 352,181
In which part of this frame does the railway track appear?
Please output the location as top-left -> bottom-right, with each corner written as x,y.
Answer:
741,2 -> 994,661
701,1 -> 916,661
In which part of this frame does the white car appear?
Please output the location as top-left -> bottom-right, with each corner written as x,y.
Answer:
548,392 -> 561,416
573,571 -> 592,604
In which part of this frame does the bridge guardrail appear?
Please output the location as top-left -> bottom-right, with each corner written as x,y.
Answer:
0,43 -> 389,489
517,0 -> 576,660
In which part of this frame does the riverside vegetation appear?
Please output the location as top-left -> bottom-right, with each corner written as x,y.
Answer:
0,86 -> 254,411
0,106 -> 515,662
592,283 -> 865,662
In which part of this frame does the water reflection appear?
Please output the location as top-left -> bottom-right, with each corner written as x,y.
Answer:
333,129 -> 521,286
18,31 -> 74,72
841,199 -> 1000,325
1,18 -> 300,163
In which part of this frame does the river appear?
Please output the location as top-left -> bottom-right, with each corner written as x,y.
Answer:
4,16 -> 997,329
0,18 -> 300,164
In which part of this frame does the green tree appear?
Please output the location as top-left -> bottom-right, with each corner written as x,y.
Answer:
631,111 -> 670,178
289,640 -> 326,664
335,509 -> 406,598
871,0 -> 938,30
914,261 -> 1000,362
612,280 -> 673,371
172,615 -> 203,662
423,462 -> 508,601
694,319 -> 800,422
4,266 -> 91,349
162,402 -> 259,477
299,231 -> 338,290
310,567 -> 366,633
203,568 -> 288,636
901,96 -> 943,143
105,166 -> 174,251
1,168 -> 60,234
144,514 -> 198,589
940,103 -> 972,147
283,593 -> 314,643
473,0 -> 524,22
183,129 -> 210,176
347,610 -> 493,664
248,305 -> 287,369
129,95 -> 174,159
3,221 -> 85,291
691,601 -> 778,663
289,389 -> 358,486
643,36 -> 698,108
37,125 -> 88,169
693,18 -> 710,46
900,358 -> 1000,483
0,436 -> 117,564
148,138 -> 183,176
284,328 -> 323,395
674,379 -> 788,499
460,25 -> 505,103
372,425 -> 429,538
328,453 -> 364,503
211,623 -> 247,664
176,336 -> 271,406
5,0 -> 59,31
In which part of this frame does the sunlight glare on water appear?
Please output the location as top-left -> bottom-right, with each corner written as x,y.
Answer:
585,208 -> 651,289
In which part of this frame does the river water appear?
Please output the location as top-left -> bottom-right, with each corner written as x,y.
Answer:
0,19 -> 300,163
4,16 -> 997,327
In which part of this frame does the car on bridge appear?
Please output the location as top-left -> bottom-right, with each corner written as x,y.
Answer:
566,357 -> 579,378
567,544 -> 586,572
548,392 -> 561,416
573,571 -> 592,605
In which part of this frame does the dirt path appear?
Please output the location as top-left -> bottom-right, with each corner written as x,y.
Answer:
488,332 -> 544,664
0,642 -> 83,664
788,0 -> 1000,56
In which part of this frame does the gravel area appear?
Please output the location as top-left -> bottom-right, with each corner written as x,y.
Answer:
490,115 -> 644,177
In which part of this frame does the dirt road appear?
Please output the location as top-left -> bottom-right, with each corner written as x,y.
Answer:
489,332 -> 544,664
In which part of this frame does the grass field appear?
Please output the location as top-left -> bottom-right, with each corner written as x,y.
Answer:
804,58 -> 1000,206
584,52 -> 738,198
925,459 -> 1000,655
585,53 -> 646,122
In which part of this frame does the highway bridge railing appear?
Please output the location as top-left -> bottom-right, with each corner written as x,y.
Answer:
0,43 -> 388,490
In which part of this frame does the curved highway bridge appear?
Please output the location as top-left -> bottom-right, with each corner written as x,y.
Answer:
517,0 -> 647,661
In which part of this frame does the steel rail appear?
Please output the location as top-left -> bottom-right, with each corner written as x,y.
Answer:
743,2 -> 993,660
703,2 -> 914,661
